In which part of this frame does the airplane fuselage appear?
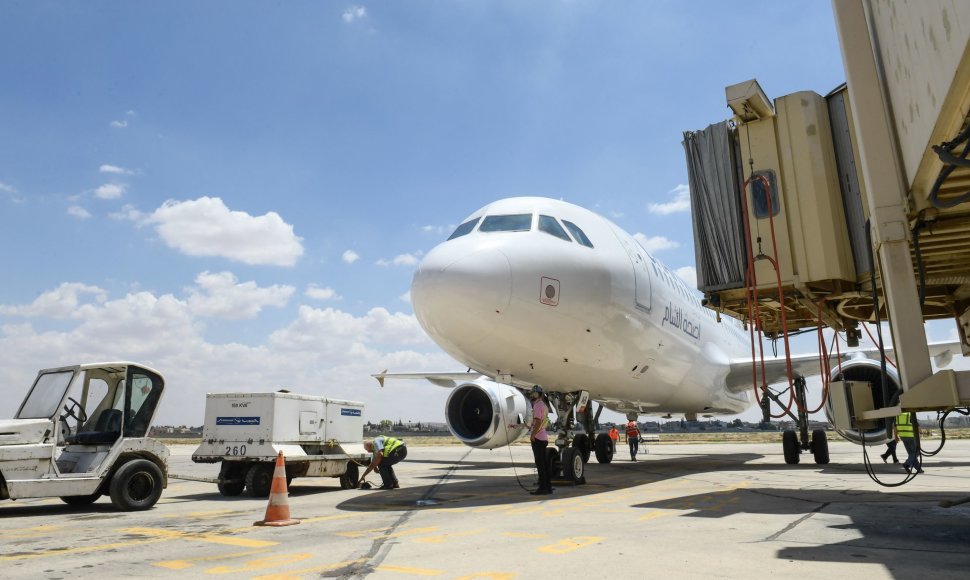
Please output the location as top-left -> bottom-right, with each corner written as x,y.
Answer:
411,197 -> 753,417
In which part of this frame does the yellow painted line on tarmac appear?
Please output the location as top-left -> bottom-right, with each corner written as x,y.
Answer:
336,526 -> 391,538
376,564 -> 443,576
299,513 -> 360,524
639,510 -> 677,522
538,536 -> 604,555
153,549 -> 270,570
160,509 -> 241,520
0,524 -> 62,539
251,558 -> 367,580
454,573 -> 516,580
123,527 -> 279,548
414,528 -> 486,544
0,536 -> 169,561
205,553 -> 315,574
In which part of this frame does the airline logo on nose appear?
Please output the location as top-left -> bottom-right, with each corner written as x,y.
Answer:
540,277 -> 560,306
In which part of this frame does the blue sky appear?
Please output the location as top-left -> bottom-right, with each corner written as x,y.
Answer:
0,1 -> 894,425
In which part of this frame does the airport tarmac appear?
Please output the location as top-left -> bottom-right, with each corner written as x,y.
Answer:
2,439 -> 970,579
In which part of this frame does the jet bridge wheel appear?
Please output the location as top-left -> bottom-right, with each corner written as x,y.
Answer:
811,429 -> 830,465
782,430 -> 800,465
245,463 -> 275,497
594,433 -> 614,463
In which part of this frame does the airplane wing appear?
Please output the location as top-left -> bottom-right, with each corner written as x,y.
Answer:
725,341 -> 963,392
372,371 -> 483,389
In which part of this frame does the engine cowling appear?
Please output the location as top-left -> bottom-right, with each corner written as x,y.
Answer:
445,380 -> 531,449
823,358 -> 900,445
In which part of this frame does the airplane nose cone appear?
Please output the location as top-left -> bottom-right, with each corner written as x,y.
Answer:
412,248 -> 512,345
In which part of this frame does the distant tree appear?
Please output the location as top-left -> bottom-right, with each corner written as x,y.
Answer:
732,419 -> 743,428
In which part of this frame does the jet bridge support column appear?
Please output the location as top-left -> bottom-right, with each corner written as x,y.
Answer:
832,0 -> 933,392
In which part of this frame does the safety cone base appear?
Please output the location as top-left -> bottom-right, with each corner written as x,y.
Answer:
254,517 -> 300,527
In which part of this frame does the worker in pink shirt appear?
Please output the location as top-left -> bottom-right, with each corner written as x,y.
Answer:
528,385 -> 552,495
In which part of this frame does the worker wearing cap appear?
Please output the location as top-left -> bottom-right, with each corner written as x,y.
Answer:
359,435 -> 408,489
528,385 -> 552,495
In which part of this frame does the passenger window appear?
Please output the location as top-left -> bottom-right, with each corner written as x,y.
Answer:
538,215 -> 571,241
448,217 -> 480,240
562,220 -> 594,248
479,214 -> 532,232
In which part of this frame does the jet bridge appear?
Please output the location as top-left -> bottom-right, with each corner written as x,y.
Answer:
683,0 -> 970,419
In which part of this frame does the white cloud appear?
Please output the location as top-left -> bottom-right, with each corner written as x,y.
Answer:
95,183 -> 126,199
633,233 -> 679,253
67,205 -> 92,220
0,283 -> 107,318
648,184 -> 691,215
376,252 -> 420,267
145,197 -> 304,266
400,291 -> 411,304
422,224 -> 452,236
675,266 -> 698,289
109,203 -> 145,222
305,284 -> 340,301
99,164 -> 134,175
186,271 -> 294,320
0,282 -> 451,427
110,120 -> 128,128
0,181 -> 15,193
342,250 -> 360,264
342,6 -> 367,23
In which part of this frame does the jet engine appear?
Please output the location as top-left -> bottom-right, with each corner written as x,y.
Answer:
445,380 -> 532,449
823,358 -> 900,445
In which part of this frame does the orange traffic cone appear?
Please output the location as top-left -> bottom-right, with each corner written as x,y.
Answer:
254,451 -> 300,527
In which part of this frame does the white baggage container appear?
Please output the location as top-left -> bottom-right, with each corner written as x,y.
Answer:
192,392 -> 369,497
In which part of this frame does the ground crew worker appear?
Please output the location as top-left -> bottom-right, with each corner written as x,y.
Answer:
528,385 -> 552,495
359,435 -> 408,489
626,418 -> 641,461
896,412 -> 923,474
609,426 -> 619,454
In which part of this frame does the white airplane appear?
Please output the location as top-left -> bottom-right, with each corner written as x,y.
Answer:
377,197 -> 952,482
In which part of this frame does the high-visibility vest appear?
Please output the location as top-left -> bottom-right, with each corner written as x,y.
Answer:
382,436 -> 405,454
896,413 -> 915,438
626,422 -> 639,438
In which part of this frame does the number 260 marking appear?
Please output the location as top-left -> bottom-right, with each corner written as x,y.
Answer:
225,445 -> 247,456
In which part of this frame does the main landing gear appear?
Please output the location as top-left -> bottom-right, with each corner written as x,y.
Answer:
764,377 -> 830,465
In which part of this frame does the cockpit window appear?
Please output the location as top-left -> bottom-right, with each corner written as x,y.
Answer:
563,220 -> 594,248
538,215 -> 571,241
479,214 -> 532,232
448,217 -> 480,240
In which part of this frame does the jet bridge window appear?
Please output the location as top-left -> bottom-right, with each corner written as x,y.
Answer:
562,220 -> 594,248
479,214 -> 532,232
538,215 -> 571,241
448,217 -> 480,240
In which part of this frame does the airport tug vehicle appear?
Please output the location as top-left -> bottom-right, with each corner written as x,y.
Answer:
192,392 -> 370,497
0,362 -> 168,510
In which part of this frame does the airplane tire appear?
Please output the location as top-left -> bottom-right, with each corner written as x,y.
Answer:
811,429 -> 830,465
594,433 -> 614,464
782,430 -> 800,465
572,434 -> 591,463
109,459 -> 164,511
562,448 -> 584,483
340,461 -> 360,489
60,492 -> 101,506
245,463 -> 274,497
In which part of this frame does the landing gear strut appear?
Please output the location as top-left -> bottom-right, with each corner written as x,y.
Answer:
545,390 -> 590,484
763,376 -> 829,465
